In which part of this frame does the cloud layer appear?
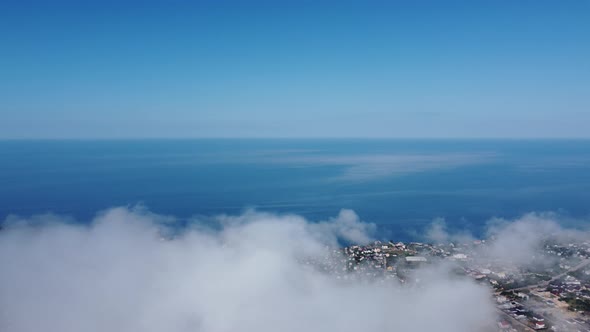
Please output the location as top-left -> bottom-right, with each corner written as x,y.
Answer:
0,207 -> 495,332
424,212 -> 590,269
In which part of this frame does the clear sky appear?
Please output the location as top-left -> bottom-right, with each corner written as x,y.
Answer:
1,0 -> 589,139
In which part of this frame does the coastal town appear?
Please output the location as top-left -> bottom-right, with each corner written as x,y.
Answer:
316,238 -> 590,332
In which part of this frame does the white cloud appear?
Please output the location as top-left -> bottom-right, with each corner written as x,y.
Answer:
0,207 -> 495,332
424,218 -> 475,244
482,212 -> 589,266
423,212 -> 590,267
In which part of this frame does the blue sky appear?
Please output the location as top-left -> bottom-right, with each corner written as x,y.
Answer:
1,0 -> 589,138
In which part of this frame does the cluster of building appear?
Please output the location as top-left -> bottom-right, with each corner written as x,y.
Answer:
329,238 -> 590,331
341,241 -> 434,282
496,292 -> 550,331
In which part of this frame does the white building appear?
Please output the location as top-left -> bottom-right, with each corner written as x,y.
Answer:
405,256 -> 427,263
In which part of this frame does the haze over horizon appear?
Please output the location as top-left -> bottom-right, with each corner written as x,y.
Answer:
2,0 -> 589,139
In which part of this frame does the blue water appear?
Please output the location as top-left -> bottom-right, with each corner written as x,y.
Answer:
1,139 -> 589,240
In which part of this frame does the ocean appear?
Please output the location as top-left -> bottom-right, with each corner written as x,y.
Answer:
1,139 -> 589,241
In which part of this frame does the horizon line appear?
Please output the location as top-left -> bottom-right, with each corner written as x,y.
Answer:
2,137 -> 590,141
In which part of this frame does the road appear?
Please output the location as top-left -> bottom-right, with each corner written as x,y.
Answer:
496,309 -> 535,331
509,258 -> 590,292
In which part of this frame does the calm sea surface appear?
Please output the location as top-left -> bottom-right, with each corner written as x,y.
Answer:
1,139 -> 589,240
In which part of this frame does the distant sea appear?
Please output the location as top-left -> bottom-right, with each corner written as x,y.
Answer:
1,139 -> 589,241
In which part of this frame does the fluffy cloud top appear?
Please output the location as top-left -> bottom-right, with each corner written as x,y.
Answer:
0,207 -> 494,332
